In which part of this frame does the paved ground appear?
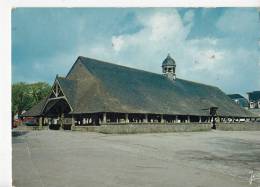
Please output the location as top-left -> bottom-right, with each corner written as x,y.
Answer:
13,130 -> 260,187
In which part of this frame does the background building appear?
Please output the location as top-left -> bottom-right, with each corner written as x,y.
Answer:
247,91 -> 260,109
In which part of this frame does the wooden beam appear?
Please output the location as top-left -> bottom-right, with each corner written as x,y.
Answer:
47,96 -> 66,101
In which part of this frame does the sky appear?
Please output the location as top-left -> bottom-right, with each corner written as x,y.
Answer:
12,8 -> 260,96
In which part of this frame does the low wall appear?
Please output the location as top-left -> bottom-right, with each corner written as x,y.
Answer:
217,122 -> 260,131
17,122 -> 260,133
98,123 -> 212,134
71,122 -> 260,134
15,125 -> 49,131
71,125 -> 99,132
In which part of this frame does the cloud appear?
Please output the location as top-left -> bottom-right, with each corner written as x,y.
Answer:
183,10 -> 194,23
112,36 -> 124,52
82,8 -> 259,94
12,8 -> 260,95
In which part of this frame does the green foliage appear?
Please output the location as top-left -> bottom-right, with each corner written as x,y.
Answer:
12,82 -> 51,115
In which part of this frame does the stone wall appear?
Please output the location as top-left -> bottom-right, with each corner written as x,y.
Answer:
16,125 -> 49,131
18,122 -> 260,133
217,122 -> 260,131
71,122 -> 260,133
71,125 -> 100,132
97,123 -> 212,134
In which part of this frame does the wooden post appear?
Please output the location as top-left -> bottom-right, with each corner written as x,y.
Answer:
60,113 -> 64,130
187,116 -> 190,123
144,114 -> 148,123
161,114 -> 164,123
102,113 -> 107,124
71,116 -> 75,127
39,117 -> 43,129
199,116 -> 202,123
125,114 -> 129,123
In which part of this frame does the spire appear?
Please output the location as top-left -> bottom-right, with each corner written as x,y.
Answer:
162,54 -> 176,80
162,53 -> 176,67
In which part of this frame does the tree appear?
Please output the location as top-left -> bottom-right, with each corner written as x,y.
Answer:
29,82 -> 51,104
12,82 -> 51,116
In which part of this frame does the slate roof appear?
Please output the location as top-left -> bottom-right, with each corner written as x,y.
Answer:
249,108 -> 260,117
23,56 -> 257,117
227,94 -> 245,99
162,54 -> 176,67
22,98 -> 47,117
227,94 -> 249,108
247,91 -> 260,101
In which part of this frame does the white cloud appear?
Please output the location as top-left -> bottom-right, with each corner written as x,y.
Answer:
183,10 -> 194,23
75,8 -> 259,94
107,10 -> 225,77
112,36 -> 124,52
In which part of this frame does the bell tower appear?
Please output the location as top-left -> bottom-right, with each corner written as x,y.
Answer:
162,54 -> 176,80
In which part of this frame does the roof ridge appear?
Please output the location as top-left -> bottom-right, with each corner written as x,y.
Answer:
79,56 -> 217,88
79,56 -> 163,76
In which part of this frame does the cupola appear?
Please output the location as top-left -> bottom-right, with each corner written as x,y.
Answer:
162,54 -> 176,80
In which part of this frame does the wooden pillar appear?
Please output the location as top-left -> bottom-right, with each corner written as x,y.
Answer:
39,117 -> 43,129
102,113 -> 107,124
161,114 -> 164,123
187,116 -> 190,123
125,113 -> 129,123
71,116 -> 75,127
60,113 -> 64,130
144,114 -> 148,123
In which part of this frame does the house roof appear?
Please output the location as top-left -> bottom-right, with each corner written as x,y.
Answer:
24,56 -> 257,117
22,98 -> 47,117
227,94 -> 245,99
227,94 -> 249,108
247,91 -> 260,101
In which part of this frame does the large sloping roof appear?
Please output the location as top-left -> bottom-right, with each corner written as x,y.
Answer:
24,56 -> 257,117
22,98 -> 47,117
65,56 -> 254,117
